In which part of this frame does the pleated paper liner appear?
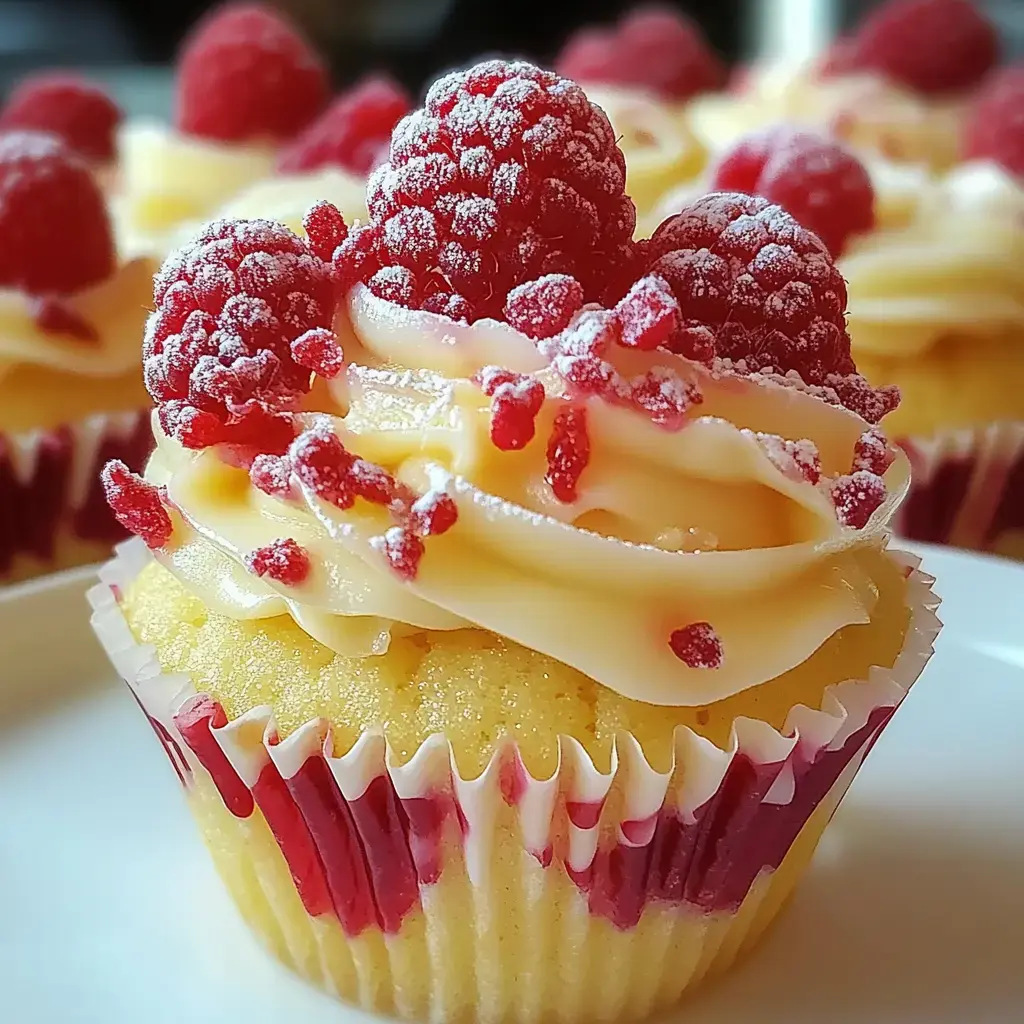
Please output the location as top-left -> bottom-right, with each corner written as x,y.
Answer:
897,421 -> 1024,559
0,411 -> 153,584
89,539 -> 940,1024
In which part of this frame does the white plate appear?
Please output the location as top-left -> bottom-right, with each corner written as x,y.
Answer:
1,545 -> 1022,1024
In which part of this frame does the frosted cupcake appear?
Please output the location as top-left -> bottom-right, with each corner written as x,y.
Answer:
116,2 -> 328,257
91,62 -> 939,1023
0,131 -> 155,582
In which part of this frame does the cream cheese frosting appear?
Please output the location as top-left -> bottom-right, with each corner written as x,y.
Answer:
144,283 -> 909,708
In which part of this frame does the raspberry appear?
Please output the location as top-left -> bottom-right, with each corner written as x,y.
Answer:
0,131 -> 114,295
249,452 -> 293,496
409,490 -> 459,537
711,129 -> 875,257
246,537 -> 310,584
374,526 -> 424,581
830,0 -> 998,96
613,274 -> 680,350
144,217 -> 336,451
302,200 -> 348,262
546,405 -> 590,503
555,5 -> 723,102
504,274 -> 584,340
641,192 -> 897,423
669,622 -> 723,669
831,470 -> 887,529
175,3 -> 329,143
101,461 -> 173,548
963,65 -> 1024,178
753,432 -> 822,485
288,423 -> 397,509
291,326 -> 345,379
277,76 -> 411,176
476,366 -> 546,451
342,59 -> 639,323
852,428 -> 895,476
0,73 -> 121,164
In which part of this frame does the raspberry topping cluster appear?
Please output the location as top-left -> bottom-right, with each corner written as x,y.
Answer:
711,129 -> 875,257
963,65 -> 1024,178
246,537 -> 311,585
101,461 -> 173,549
335,60 -> 638,321
555,4 -> 724,102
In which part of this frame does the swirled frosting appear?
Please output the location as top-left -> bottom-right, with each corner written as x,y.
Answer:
145,284 -> 908,708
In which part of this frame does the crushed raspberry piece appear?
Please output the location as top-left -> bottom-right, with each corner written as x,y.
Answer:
246,537 -> 310,585
409,490 -> 459,537
546,405 -> 590,502
476,366 -> 546,451
504,274 -> 584,340
0,72 -> 121,164
144,217 -> 336,451
831,470 -> 887,529
642,192 -> 896,423
175,3 -> 329,143
852,428 -> 895,476
31,296 -> 99,343
826,0 -> 997,96
753,432 -> 821,485
555,5 -> 724,101
291,326 -> 345,379
613,274 -> 680,350
963,65 -> 1024,178
627,367 -> 702,430
0,131 -> 114,295
278,76 -> 411,176
101,460 -> 173,548
343,59 -> 638,323
374,525 -> 425,581
710,129 -> 875,257
289,423 -> 397,509
249,452 -> 294,497
669,622 -> 723,669
302,200 -> 348,262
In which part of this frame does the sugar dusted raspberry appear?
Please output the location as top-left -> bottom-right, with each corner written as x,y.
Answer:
963,66 -> 1024,178
669,622 -> 723,669
546,405 -> 590,503
831,470 -> 886,529
145,217 -> 336,451
830,0 -> 998,96
278,76 -> 411,176
101,460 -> 173,548
0,72 -> 121,164
341,60 -> 638,323
555,5 -> 724,102
753,432 -> 822,485
627,367 -> 702,430
613,274 -> 680,350
0,131 -> 114,295
852,427 -> 895,476
291,326 -> 345,379
504,274 -> 584,340
302,200 -> 348,262
175,3 -> 329,143
374,525 -> 425,581
249,452 -> 294,497
289,423 -> 356,507
642,192 -> 896,423
477,366 -> 546,451
409,490 -> 459,537
246,537 -> 310,585
711,129 -> 875,257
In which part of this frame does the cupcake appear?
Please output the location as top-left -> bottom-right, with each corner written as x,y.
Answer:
116,2 -> 329,257
0,131 -> 156,583
90,61 -> 939,1023
691,0 -> 998,172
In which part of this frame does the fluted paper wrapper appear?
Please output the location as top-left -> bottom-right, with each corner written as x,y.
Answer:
0,410 -> 152,583
897,421 -> 1024,558
89,539 -> 940,1024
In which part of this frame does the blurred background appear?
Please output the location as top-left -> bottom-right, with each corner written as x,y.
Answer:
0,0 -> 1021,115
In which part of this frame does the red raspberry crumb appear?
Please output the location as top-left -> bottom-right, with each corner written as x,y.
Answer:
175,3 -> 329,143
831,470 -> 887,529
249,452 -> 294,496
291,326 -> 345,379
546,405 -> 590,502
504,274 -> 584,340
409,490 -> 459,537
828,0 -> 998,96
0,131 -> 114,295
302,200 -> 348,262
30,296 -> 99,343
669,622 -> 723,669
345,59 -> 639,323
289,423 -> 357,507
374,525 -> 425,581
348,459 -> 397,505
852,428 -> 895,476
627,367 -> 702,430
613,274 -> 680,350
101,460 -> 173,548
144,217 -> 336,451
246,537 -> 310,584
555,5 -> 724,102
753,432 -> 821,485
642,192 -> 897,423
711,129 -> 875,257
477,366 -> 547,451
963,65 -> 1024,178
278,76 -> 411,176
0,72 -> 121,164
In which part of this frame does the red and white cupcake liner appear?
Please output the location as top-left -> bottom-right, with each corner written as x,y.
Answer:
897,422 -> 1024,555
0,410 -> 152,579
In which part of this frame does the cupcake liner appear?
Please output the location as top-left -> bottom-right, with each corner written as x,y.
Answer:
0,411 -> 152,580
88,539 -> 940,1022
896,421 -> 1024,555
